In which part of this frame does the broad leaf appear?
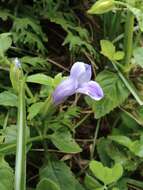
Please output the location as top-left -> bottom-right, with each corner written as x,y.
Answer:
51,128 -> 81,153
0,156 -> 14,190
0,33 -> 12,54
97,138 -> 112,166
112,188 -> 119,190
100,40 -> 115,60
127,5 -> 143,31
4,125 -> 30,144
21,56 -> 49,67
113,51 -> 124,60
27,74 -> 53,86
28,102 -> 44,120
133,47 -> 143,68
108,135 -> 132,149
89,160 -> 123,185
100,40 -> 124,61
109,135 -> 143,157
40,159 -> 85,190
0,125 -> 30,155
84,174 -> 102,189
97,138 -> 137,171
86,71 -> 129,118
0,91 -> 17,107
36,178 -> 60,190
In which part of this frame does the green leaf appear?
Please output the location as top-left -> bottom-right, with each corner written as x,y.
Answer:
3,125 -> 30,144
21,56 -> 51,72
113,51 -> 125,60
86,71 -> 129,118
116,178 -> 128,190
27,74 -> 53,86
112,188 -> 119,190
51,128 -> 81,153
4,125 -> 17,143
0,91 -> 17,107
108,135 -> 132,149
97,138 -> 112,166
100,40 -> 124,61
36,178 -> 60,190
98,138 -> 137,171
28,102 -> 44,120
109,135 -> 143,157
0,9 -> 12,21
12,17 -> 47,54
87,0 -> 115,14
53,73 -> 65,87
121,104 -> 143,126
130,141 -> 143,157
21,56 -> 48,67
63,32 -> 96,55
133,47 -> 143,68
40,158 -> 85,190
89,160 -> 123,185
100,40 -> 115,60
127,5 -> 143,32
0,156 -> 14,190
95,188 -> 104,190
84,174 -> 102,189
0,33 -> 12,55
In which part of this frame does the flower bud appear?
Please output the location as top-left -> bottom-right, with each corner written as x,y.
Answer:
10,58 -> 23,93
87,0 -> 115,14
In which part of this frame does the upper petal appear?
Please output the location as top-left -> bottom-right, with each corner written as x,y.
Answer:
70,62 -> 92,85
76,80 -> 104,100
53,77 -> 78,105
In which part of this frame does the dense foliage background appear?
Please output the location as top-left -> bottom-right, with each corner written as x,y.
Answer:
1,0 -> 143,189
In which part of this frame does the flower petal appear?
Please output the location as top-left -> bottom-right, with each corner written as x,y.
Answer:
53,77 -> 78,105
14,57 -> 21,68
70,62 -> 92,84
76,81 -> 104,100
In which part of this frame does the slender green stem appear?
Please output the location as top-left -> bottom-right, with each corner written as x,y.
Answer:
134,30 -> 142,48
124,11 -> 134,66
127,178 -> 143,189
112,26 -> 139,44
114,1 -> 127,7
15,0 -> 23,15
0,135 -> 50,155
15,78 -> 26,190
41,95 -> 53,117
90,119 -> 101,160
3,112 -> 9,130
25,84 -> 34,100
74,113 -> 91,129
112,62 -> 143,105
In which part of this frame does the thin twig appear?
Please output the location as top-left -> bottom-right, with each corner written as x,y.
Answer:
74,113 -> 91,129
90,119 -> 101,160
47,58 -> 69,72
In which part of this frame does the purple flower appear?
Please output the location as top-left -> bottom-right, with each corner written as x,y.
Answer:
14,58 -> 21,68
53,62 -> 104,104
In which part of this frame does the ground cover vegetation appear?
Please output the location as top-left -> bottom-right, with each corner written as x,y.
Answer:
1,0 -> 143,189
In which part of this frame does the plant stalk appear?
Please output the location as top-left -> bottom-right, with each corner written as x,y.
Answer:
112,62 -> 143,106
90,119 -> 100,160
124,11 -> 134,66
15,78 -> 26,190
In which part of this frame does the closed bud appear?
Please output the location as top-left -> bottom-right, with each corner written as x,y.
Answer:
10,58 -> 23,93
87,0 -> 115,14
